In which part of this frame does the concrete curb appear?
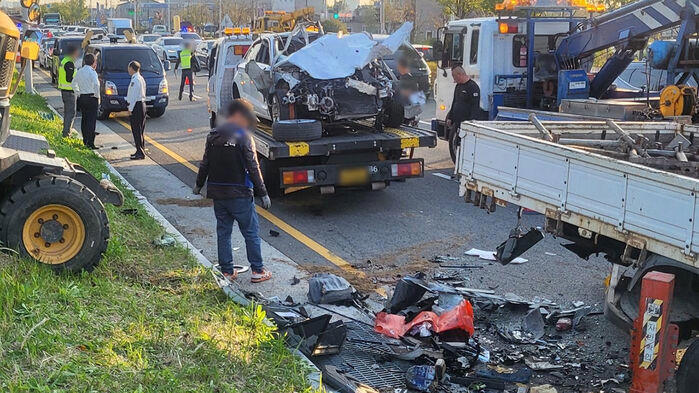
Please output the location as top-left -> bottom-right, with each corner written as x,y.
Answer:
40,93 -> 323,389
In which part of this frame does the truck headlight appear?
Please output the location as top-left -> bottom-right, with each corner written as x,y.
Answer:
159,79 -> 168,94
104,80 -> 117,95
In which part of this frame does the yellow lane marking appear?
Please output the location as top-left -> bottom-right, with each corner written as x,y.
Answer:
112,117 -> 362,276
286,142 -> 309,157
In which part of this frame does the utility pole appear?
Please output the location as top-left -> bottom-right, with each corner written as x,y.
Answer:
167,0 -> 171,31
379,0 -> 385,34
21,7 -> 32,93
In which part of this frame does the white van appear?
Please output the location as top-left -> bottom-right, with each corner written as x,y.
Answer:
107,18 -> 134,42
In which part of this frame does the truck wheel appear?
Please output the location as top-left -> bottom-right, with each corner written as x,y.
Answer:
677,338 -> 699,393
259,155 -> 282,198
448,128 -> 459,164
147,107 -> 166,118
0,176 -> 109,272
272,119 -> 322,142
383,99 -> 405,129
97,104 -> 110,121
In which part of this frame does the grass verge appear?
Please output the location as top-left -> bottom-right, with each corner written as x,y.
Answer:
0,88 -> 314,392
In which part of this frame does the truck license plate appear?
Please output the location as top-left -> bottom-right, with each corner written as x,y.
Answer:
339,167 -> 369,186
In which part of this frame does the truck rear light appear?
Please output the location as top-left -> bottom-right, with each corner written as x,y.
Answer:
391,162 -> 421,177
282,170 -> 315,185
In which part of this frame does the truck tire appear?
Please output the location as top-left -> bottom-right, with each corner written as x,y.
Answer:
272,119 -> 322,142
676,338 -> 699,393
259,155 -> 282,198
383,99 -> 405,129
0,176 -> 110,272
147,107 -> 166,118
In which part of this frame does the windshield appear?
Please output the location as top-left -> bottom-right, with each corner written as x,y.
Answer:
141,35 -> 158,42
59,39 -> 84,52
102,48 -> 162,75
180,33 -> 200,40
163,38 -> 182,46
116,27 -> 133,36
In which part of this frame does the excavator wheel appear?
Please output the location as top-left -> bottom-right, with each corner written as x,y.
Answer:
0,175 -> 109,272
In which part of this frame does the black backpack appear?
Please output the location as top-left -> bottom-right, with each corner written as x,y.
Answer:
191,55 -> 201,73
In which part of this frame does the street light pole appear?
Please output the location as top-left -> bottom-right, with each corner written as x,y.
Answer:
167,0 -> 171,31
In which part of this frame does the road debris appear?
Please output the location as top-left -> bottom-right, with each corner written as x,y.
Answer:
152,234 -> 176,247
308,273 -> 354,304
465,248 -> 528,264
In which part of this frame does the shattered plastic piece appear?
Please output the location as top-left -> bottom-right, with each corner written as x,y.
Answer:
522,309 -> 545,341
495,227 -> 544,265
572,306 -> 592,330
572,301 -> 585,308
375,300 -> 475,339
525,358 -> 564,371
409,322 -> 433,337
269,229 -> 280,237
405,364 -> 437,392
530,384 -> 557,393
555,317 -> 572,331
465,248 -> 528,264
152,234 -> 176,247
387,274 -> 428,313
307,273 -> 354,304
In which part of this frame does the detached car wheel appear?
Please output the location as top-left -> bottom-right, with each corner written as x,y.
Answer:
0,176 -> 110,272
272,119 -> 322,142
677,338 -> 699,393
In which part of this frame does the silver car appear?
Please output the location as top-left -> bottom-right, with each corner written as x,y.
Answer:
153,37 -> 183,62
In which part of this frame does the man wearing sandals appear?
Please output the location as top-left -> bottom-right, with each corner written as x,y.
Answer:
193,99 -> 273,283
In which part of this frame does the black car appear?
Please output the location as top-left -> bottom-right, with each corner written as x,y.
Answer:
85,44 -> 169,119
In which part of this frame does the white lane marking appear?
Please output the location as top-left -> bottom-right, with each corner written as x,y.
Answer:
432,172 -> 454,181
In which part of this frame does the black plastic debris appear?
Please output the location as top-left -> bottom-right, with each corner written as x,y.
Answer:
287,314 -> 347,357
496,227 -> 544,265
388,274 -> 428,313
322,365 -> 380,393
269,229 -> 280,237
308,273 -> 354,304
475,367 -> 533,384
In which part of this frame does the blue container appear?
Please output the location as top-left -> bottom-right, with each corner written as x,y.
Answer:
557,69 -> 590,104
648,40 -> 677,70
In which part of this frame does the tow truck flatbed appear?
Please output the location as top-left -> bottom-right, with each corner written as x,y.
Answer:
252,122 -> 437,195
254,123 -> 437,160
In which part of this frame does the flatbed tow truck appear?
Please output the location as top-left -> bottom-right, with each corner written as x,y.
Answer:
455,119 -> 699,392
253,121 -> 436,196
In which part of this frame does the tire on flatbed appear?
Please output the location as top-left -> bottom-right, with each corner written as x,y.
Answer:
0,176 -> 109,272
272,119 -> 322,142
676,338 -> 699,393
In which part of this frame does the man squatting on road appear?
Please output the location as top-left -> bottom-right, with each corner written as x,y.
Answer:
193,99 -> 273,283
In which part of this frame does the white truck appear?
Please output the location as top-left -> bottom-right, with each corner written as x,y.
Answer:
206,33 -> 253,128
454,119 -> 698,392
107,18 -> 134,42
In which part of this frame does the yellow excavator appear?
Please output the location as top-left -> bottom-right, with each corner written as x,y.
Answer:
253,7 -> 316,33
0,10 -> 123,272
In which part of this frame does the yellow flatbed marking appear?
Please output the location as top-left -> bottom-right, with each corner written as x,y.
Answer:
383,128 -> 419,148
112,117 -> 362,277
286,142 -> 309,157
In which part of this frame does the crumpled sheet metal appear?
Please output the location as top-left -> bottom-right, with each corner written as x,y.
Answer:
283,22 -> 413,80
374,300 -> 475,339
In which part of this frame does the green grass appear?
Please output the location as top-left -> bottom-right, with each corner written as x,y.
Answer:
0,89 -> 315,392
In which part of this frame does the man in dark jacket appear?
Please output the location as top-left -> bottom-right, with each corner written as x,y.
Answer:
194,99 -> 272,283
446,66 -> 485,161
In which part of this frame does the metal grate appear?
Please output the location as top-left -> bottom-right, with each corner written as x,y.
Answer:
0,35 -> 17,97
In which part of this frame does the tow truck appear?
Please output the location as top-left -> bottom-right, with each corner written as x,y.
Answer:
0,11 -> 123,271
434,0 -> 699,161
253,7 -> 316,34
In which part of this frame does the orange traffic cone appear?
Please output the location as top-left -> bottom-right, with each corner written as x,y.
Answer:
185,76 -> 190,85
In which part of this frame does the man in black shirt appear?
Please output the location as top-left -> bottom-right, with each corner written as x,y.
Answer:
446,65 -> 484,161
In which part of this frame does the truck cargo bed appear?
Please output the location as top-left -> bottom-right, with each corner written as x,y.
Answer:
456,121 -> 699,268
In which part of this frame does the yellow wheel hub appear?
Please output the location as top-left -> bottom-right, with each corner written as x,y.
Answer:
22,204 -> 86,264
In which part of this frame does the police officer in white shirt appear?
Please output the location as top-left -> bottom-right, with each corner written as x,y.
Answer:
72,53 -> 100,149
126,61 -> 147,160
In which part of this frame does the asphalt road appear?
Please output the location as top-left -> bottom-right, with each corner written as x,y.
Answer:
33,66 -> 621,309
